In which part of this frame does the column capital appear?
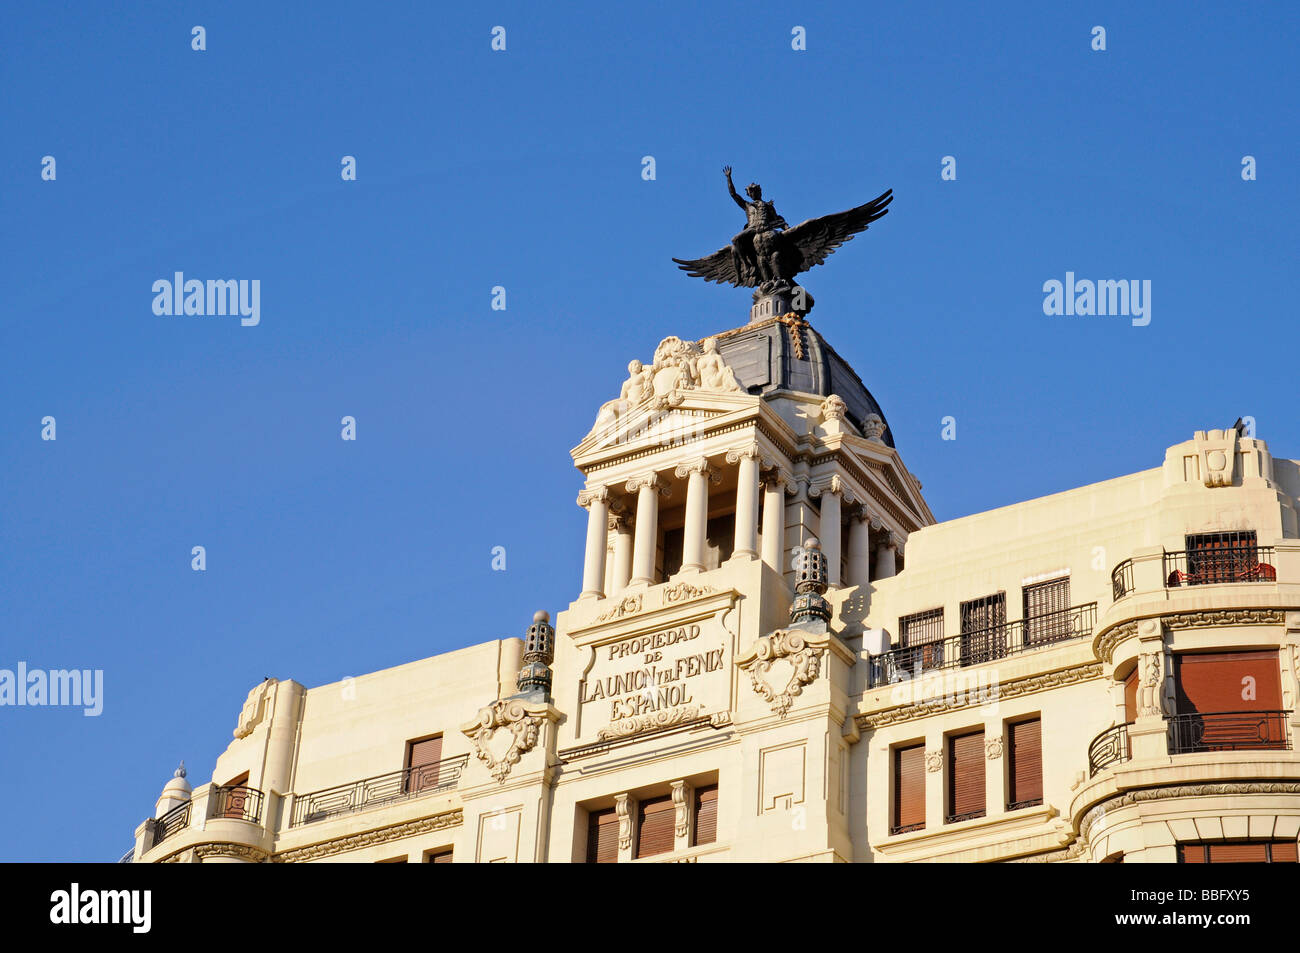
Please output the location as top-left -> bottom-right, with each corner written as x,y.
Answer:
576,485 -> 610,509
809,473 -> 854,503
626,473 -> 670,496
725,445 -> 762,465
761,466 -> 796,492
674,458 -> 721,483
608,512 -> 630,532
849,505 -> 874,524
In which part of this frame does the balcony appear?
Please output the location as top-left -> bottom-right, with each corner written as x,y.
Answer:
1167,711 -> 1291,755
210,784 -> 264,824
1162,546 -> 1275,587
1111,560 -> 1134,601
290,754 -> 468,827
870,603 -> 1097,686
151,800 -> 191,846
1088,722 -> 1132,777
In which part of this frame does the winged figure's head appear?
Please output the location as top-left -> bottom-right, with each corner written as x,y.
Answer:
745,183 -> 763,200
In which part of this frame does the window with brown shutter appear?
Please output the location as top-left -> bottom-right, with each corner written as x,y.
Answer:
1007,718 -> 1042,809
1178,841 -> 1298,863
947,730 -> 985,823
423,848 -> 453,863
586,807 -> 619,864
221,772 -> 250,819
960,594 -> 1006,665
636,795 -> 675,858
1172,651 -> 1285,751
892,744 -> 925,834
693,785 -> 718,846
1023,577 -> 1070,644
900,608 -> 945,673
1123,665 -> 1139,724
405,735 -> 444,793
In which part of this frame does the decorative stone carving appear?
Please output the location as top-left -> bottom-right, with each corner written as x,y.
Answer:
616,794 -> 632,851
625,472 -> 670,496
593,593 -> 643,623
674,459 -> 721,483
1163,609 -> 1285,630
462,699 -> 546,784
709,711 -> 733,728
725,445 -> 762,465
576,486 -> 610,509
672,781 -> 690,839
820,394 -> 847,421
861,413 -> 887,443
1138,651 -> 1165,717
1094,621 -> 1137,664
662,582 -> 716,604
696,338 -> 743,393
986,736 -> 1004,760
235,679 -> 275,739
272,810 -> 463,863
859,663 -> 1104,729
925,750 -> 943,773
596,704 -> 701,741
737,630 -> 826,716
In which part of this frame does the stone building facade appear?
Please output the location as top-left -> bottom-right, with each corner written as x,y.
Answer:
127,315 -> 1300,864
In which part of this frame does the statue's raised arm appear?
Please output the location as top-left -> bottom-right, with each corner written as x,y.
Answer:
724,165 -> 747,211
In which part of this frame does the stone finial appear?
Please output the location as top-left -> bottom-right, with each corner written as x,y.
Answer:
791,538 -> 831,626
175,761 -> 187,779
861,413 -> 887,443
820,394 -> 847,422
515,610 -> 556,699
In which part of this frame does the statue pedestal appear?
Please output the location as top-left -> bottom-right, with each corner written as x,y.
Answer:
750,284 -> 813,323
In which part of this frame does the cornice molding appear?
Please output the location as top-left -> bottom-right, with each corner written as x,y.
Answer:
272,809 -> 463,863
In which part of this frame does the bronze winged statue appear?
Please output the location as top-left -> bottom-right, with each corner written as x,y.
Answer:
673,166 -> 893,306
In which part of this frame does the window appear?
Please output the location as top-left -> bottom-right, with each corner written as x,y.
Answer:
220,771 -> 250,819
423,848 -> 453,863
693,785 -> 718,846
1178,841 -> 1298,863
1007,718 -> 1042,810
404,734 -> 444,793
586,807 -> 619,864
960,593 -> 1006,665
947,730 -> 985,823
635,795 -> 675,858
1186,531 -> 1258,583
1023,576 -> 1070,644
1171,651 -> 1286,752
899,608 -> 945,674
892,744 -> 925,835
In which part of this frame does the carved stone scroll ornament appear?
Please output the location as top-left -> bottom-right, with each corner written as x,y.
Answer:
672,781 -> 689,839
461,699 -> 545,784
1138,651 -> 1165,717
737,629 -> 826,716
234,679 -> 275,739
616,794 -> 632,850
596,704 -> 701,741
925,750 -> 943,773
986,736 -> 1004,760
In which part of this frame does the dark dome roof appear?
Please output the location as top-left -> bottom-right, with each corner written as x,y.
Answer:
709,318 -> 894,448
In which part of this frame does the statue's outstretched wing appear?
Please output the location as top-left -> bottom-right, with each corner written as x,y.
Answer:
672,246 -> 745,287
784,189 -> 893,273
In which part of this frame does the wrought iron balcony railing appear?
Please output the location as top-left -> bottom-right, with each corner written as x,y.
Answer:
1167,710 -> 1291,755
1111,559 -> 1134,601
290,754 -> 469,827
1088,722 -> 1133,777
1163,547 -> 1276,587
869,602 -> 1097,686
210,785 -> 265,824
152,799 -> 191,846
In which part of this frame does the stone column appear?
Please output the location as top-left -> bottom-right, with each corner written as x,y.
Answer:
675,459 -> 719,574
818,482 -> 843,587
727,447 -> 761,560
627,474 -> 668,587
610,512 -> 633,596
847,510 -> 873,587
577,486 -> 610,600
761,473 -> 787,572
874,531 -> 897,580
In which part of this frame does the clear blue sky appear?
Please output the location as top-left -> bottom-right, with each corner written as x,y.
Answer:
2,2 -> 1296,861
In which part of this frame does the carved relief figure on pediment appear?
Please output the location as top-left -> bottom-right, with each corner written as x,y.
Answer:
694,337 -> 743,393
